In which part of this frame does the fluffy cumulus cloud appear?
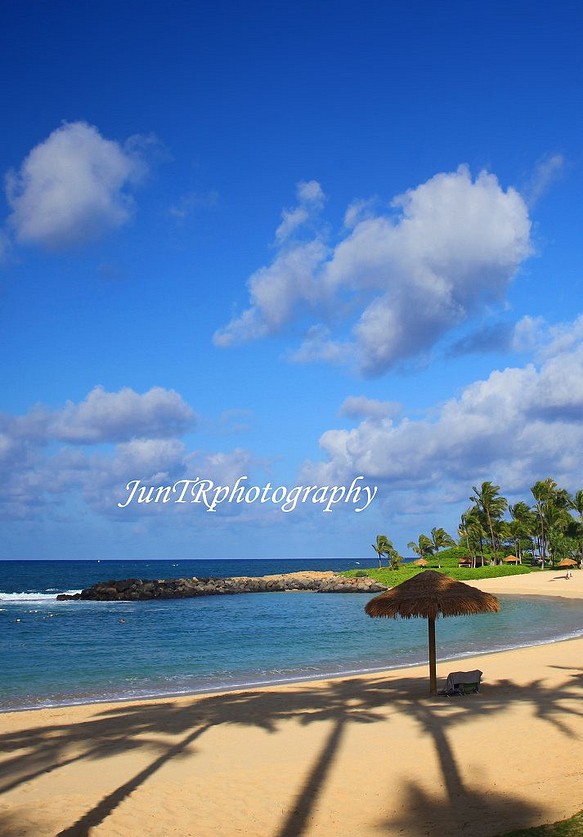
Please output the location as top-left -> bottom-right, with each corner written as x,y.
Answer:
275,179 -> 325,243
1,385 -> 196,446
0,386 -> 265,523
215,167 -> 532,376
5,121 -> 146,249
83,437 -> 191,515
302,318 -> 583,503
0,387 -> 193,518
213,239 -> 330,345
213,181 -> 329,347
49,385 -> 196,443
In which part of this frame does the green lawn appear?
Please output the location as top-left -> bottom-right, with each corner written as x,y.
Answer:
341,548 -> 534,587
497,810 -> 583,836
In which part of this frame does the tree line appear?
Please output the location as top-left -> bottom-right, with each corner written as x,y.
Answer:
373,478 -> 583,569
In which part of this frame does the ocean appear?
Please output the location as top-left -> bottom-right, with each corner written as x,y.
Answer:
2,558 -> 582,712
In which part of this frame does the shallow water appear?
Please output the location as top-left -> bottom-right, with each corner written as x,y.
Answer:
2,560 -> 582,712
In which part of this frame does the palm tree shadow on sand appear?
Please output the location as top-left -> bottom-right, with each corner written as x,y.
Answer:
0,667 -> 581,836
383,780 -> 540,837
375,692 -> 546,837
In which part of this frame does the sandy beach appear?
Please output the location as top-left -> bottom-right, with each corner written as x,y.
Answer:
1,570 -> 582,837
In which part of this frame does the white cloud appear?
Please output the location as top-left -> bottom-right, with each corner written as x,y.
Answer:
510,315 -> 548,353
186,447 -> 257,486
541,313 -> 583,358
343,197 -> 378,229
0,387 -> 260,521
339,395 -> 400,421
297,180 -> 325,204
287,324 -> 349,366
49,385 -> 196,443
511,314 -> 583,360
0,386 -> 195,519
523,153 -> 564,207
108,438 -> 188,478
93,444 -> 261,518
275,179 -> 325,243
77,443 -> 263,519
5,121 -> 146,249
530,342 -> 583,420
302,318 -> 583,501
84,437 -> 190,514
213,238 -> 329,346
0,385 -> 196,447
216,166 -> 532,376
275,206 -> 310,243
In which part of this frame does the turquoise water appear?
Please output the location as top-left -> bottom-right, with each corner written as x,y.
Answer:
1,560 -> 582,711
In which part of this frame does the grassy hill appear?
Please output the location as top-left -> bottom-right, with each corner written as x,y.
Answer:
341,546 -> 533,587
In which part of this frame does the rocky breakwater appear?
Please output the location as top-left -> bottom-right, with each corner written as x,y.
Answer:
56,571 -> 387,601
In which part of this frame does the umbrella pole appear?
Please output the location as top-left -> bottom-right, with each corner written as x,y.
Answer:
428,616 -> 437,695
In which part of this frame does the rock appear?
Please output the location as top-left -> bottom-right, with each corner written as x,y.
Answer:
55,571 -> 387,601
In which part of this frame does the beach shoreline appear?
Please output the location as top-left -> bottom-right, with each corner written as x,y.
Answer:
1,570 -> 582,836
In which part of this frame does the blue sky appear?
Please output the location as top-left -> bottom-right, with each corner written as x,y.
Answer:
2,0 -> 583,560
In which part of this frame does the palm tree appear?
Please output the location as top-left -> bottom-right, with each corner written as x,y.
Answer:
544,503 -> 572,568
371,535 -> 392,568
569,489 -> 583,563
508,501 -> 536,563
531,478 -> 558,566
407,534 -> 433,561
458,514 -> 470,553
530,478 -> 579,567
470,481 -> 508,563
386,543 -> 404,570
569,489 -> 583,521
497,519 -> 514,557
428,526 -> 456,568
459,507 -> 487,567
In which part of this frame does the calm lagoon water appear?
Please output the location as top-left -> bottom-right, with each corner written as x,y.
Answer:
1,559 -> 582,711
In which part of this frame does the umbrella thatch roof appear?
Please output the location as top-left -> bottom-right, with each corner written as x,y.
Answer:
365,570 -> 500,620
557,558 -> 578,568
503,555 -> 519,563
365,570 -> 500,695
413,558 -> 429,566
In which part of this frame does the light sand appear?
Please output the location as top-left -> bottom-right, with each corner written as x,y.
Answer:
1,570 -> 582,837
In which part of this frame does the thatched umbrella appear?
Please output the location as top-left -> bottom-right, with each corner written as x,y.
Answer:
557,558 -> 577,568
503,555 -> 519,564
413,558 -> 429,567
365,570 -> 500,695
